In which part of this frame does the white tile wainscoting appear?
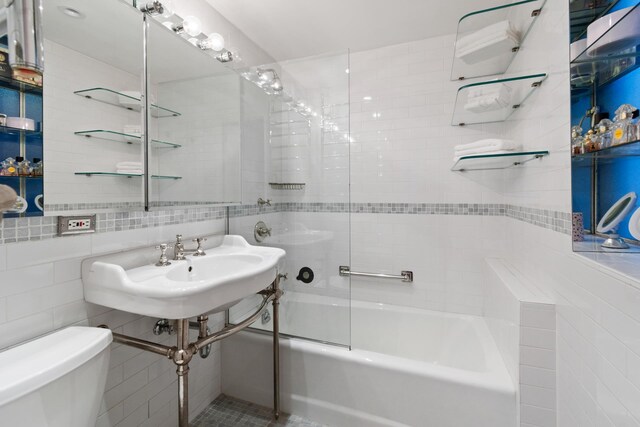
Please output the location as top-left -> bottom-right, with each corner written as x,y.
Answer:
0,218 -> 227,427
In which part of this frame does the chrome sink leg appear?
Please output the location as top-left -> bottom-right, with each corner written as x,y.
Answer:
175,319 -> 192,427
273,275 -> 282,420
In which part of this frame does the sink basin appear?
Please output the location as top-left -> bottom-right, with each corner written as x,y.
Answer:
82,235 -> 286,319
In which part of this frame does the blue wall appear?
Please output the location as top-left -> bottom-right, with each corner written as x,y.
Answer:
571,1 -> 640,239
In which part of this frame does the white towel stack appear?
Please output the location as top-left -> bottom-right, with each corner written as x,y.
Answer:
454,139 -> 521,161
456,20 -> 520,65
464,83 -> 512,113
116,161 -> 143,175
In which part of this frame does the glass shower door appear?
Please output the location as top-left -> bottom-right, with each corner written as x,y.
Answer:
229,50 -> 351,347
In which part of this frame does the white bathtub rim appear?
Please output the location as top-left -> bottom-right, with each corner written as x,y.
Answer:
241,331 -> 515,397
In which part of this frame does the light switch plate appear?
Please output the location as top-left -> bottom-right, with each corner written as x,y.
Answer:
57,215 -> 96,236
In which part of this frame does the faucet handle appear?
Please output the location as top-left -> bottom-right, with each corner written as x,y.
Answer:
155,243 -> 173,267
176,234 -> 183,243
192,237 -> 207,256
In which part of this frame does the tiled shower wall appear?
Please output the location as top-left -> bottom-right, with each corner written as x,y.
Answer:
502,0 -> 640,426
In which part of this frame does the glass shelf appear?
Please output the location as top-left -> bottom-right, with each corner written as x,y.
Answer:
571,4 -> 640,89
572,138 -> 640,166
74,88 -> 181,118
0,175 -> 43,179
451,73 -> 547,126
74,130 -> 181,148
570,0 -> 619,42
74,172 -> 182,179
0,125 -> 42,140
0,74 -> 42,95
451,150 -> 549,171
451,0 -> 546,81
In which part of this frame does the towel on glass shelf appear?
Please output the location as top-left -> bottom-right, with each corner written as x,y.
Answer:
456,20 -> 520,64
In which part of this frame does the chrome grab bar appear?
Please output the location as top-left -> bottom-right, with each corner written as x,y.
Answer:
339,266 -> 413,283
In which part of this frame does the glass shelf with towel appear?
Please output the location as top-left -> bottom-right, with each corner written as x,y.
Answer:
570,4 -> 640,91
73,88 -> 181,118
74,172 -> 182,180
74,130 -> 181,148
451,150 -> 549,171
451,73 -> 547,126
451,0 -> 546,81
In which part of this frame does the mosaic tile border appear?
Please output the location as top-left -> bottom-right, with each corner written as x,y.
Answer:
0,206 -> 226,244
45,201 -> 235,211
0,202 -> 571,245
229,202 -> 570,234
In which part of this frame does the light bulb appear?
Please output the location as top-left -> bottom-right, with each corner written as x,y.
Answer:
182,16 -> 202,37
161,0 -> 174,18
200,33 -> 225,51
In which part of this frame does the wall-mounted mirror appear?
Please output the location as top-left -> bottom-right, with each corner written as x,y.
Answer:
43,0 -> 145,215
41,0 -> 242,216
0,3 -> 44,219
146,16 -> 242,209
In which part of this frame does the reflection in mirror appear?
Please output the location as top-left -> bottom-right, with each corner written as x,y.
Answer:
146,17 -> 242,209
0,4 -> 44,219
43,0 -> 144,214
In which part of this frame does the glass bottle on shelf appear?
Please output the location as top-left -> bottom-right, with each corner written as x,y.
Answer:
596,118 -> 613,149
611,104 -> 638,146
571,125 -> 584,155
31,158 -> 43,176
584,129 -> 599,152
16,157 -> 31,176
0,157 -> 18,176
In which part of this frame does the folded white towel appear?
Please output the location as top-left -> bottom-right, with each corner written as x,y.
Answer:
456,20 -> 520,65
116,169 -> 143,175
464,84 -> 512,113
454,150 -> 512,162
455,138 -> 518,152
0,184 -> 17,211
116,161 -> 143,168
457,20 -> 515,49
454,145 -> 521,158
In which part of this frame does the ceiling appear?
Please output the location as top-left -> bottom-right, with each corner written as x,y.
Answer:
206,0 -> 509,61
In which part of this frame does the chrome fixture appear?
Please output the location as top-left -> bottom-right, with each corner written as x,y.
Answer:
269,182 -> 306,190
254,221 -> 272,243
278,272 -> 288,281
173,234 -> 207,259
189,317 -> 212,358
257,197 -> 272,207
339,265 -> 414,283
99,275 -> 283,427
601,233 -> 629,250
155,243 -> 172,267
153,318 -> 174,335
215,50 -> 233,63
261,309 -> 271,325
5,0 -> 44,83
138,1 -> 164,15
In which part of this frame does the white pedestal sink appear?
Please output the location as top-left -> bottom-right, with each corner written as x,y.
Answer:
82,235 -> 286,319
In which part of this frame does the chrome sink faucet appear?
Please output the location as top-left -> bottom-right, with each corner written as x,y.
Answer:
173,235 -> 207,260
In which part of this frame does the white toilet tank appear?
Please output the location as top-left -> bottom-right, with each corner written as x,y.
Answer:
0,326 -> 112,427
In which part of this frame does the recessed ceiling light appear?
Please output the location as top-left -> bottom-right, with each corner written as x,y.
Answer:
363,96 -> 372,101
58,6 -> 84,19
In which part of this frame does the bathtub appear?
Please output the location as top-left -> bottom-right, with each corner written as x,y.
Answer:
222,292 -> 517,427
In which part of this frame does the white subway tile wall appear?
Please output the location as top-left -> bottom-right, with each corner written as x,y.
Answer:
0,219 -> 226,426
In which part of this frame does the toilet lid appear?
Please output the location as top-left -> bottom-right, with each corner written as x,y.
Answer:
0,327 -> 112,406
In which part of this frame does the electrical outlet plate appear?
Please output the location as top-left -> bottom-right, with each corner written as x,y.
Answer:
57,215 -> 96,236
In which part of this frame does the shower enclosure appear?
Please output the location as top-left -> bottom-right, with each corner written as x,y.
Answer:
229,51 -> 351,347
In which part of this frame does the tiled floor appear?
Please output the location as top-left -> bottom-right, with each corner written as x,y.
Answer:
192,394 -> 326,427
